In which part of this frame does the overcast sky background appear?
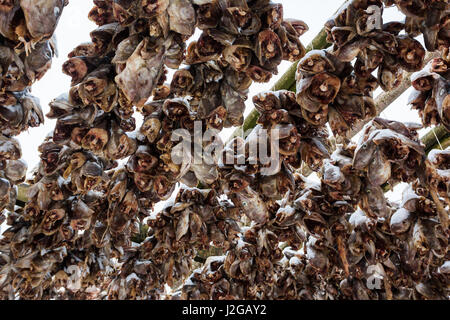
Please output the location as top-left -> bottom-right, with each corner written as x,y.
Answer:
15,0 -> 430,202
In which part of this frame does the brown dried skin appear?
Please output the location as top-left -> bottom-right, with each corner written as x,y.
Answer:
224,66 -> 251,91
296,73 -> 341,113
81,127 -> 109,154
62,56 -> 100,86
297,50 -> 336,77
152,83 -> 170,100
170,69 -> 194,97
328,106 -> 350,137
140,116 -> 161,143
63,152 -> 87,179
70,199 -> 94,231
252,91 -> 282,113
408,89 -> 429,115
105,128 -> 137,160
257,108 -> 291,127
245,64 -> 272,83
255,29 -> 283,72
429,57 -> 449,76
356,4 -> 383,35
393,0 -> 427,18
145,16 -> 165,39
422,96 -> 440,127
223,42 -> 253,72
0,45 -> 26,83
53,118 -> 79,145
196,1 -> 220,29
335,38 -> 370,63
367,148 -> 391,186
204,28 -> 235,47
119,190 -> 138,218
111,0 -> 136,26
0,0 -> 15,12
231,185 -> 268,225
372,130 -> 424,162
153,174 -> 175,200
67,84 -> 85,107
221,82 -> 246,127
0,135 -> 21,160
167,0 -> 196,36
186,34 -> 224,64
332,94 -> 366,128
39,142 -> 63,175
0,101 -> 23,130
18,93 -> 44,130
133,172 -> 153,193
115,38 -> 166,107
162,98 -> 191,121
0,91 -> 18,107
428,149 -> 450,170
286,18 -> 309,37
369,31 -> 398,55
433,77 -> 450,130
164,33 -> 186,69
0,3 -> 22,41
354,50 -> 381,77
69,126 -> 88,147
90,23 -> 121,56
360,182 -> 389,218
206,106 -> 227,130
330,25 -> 357,47
353,119 -> 426,188
93,81 -> 119,113
89,2 -> 115,26
78,64 -> 112,104
107,169 -> 128,204
396,35 -> 426,72
300,137 -> 330,171
382,20 -> 405,34
300,104 -> 328,126
139,0 -> 168,18
45,93 -> 75,119
76,160 -> 106,192
0,177 -> 11,210
111,35 -> 140,65
126,146 -> 158,174
259,3 -> 284,30
260,170 -> 294,201
19,0 -> 67,42
23,39 -> 55,83
421,19 -> 440,52
1,75 -> 30,93
437,14 -> 450,50
427,150 -> 450,199
273,123 -> 301,156
353,139 -> 377,170
222,6 -> 261,36
378,59 -> 403,91
39,208 -> 66,236
302,212 -> 329,239
277,20 -> 306,62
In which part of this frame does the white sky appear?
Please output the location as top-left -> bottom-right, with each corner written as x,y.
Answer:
16,0 -> 425,189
